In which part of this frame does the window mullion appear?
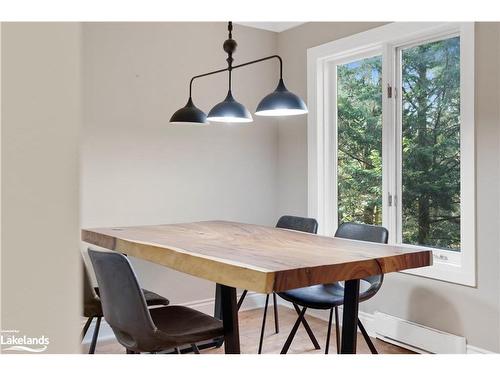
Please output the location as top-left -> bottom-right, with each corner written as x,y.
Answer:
382,43 -> 398,245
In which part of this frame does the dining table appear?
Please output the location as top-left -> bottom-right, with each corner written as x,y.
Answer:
81,220 -> 432,354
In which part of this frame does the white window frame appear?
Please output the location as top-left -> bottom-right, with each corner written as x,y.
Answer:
307,22 -> 475,286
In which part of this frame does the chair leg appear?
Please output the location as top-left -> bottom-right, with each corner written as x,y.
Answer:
358,320 -> 378,354
237,290 -> 248,311
88,316 -> 101,354
81,317 -> 93,341
272,293 -> 279,333
191,344 -> 200,354
280,307 -> 307,354
258,294 -> 270,354
325,308 -> 333,354
292,303 -> 321,349
334,306 -> 341,354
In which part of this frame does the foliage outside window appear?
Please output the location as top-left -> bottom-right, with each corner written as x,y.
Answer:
337,56 -> 383,227
401,37 -> 461,251
336,37 -> 461,251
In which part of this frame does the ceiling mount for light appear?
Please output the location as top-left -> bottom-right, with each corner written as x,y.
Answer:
170,22 -> 307,125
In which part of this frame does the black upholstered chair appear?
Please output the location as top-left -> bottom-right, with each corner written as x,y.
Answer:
278,222 -> 388,354
82,255 -> 170,354
87,249 -> 224,354
237,215 -> 318,354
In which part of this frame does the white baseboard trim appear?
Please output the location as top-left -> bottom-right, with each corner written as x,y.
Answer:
466,345 -> 495,354
373,311 -> 467,354
287,304 -> 493,355
82,293 -> 494,354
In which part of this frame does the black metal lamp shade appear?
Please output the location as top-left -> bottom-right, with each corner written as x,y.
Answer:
169,98 -> 209,125
255,79 -> 308,117
207,91 -> 253,123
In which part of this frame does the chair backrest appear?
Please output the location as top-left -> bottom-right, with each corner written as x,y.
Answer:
335,222 -> 388,244
82,257 -> 104,317
83,258 -> 97,306
87,249 -> 156,341
276,215 -> 318,234
335,222 -> 388,286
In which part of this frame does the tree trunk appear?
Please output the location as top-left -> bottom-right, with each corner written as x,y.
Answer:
363,205 -> 375,225
417,196 -> 430,244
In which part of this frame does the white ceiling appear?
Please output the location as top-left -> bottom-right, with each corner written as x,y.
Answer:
235,22 -> 304,33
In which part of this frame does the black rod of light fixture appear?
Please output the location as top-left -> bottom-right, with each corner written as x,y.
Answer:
188,54 -> 283,99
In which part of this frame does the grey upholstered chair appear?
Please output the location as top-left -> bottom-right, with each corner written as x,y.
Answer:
278,222 -> 388,354
237,215 -> 319,354
82,255 -> 169,353
87,249 -> 224,354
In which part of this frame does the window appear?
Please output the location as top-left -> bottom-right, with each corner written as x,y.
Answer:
308,23 -> 475,285
337,55 -> 383,227
399,37 -> 461,251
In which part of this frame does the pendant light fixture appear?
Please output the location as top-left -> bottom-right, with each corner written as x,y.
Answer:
207,24 -> 252,123
170,22 -> 307,125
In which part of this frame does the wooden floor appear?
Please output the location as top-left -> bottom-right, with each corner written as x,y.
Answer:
88,306 -> 413,354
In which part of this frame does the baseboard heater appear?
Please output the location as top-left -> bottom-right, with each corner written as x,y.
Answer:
373,311 -> 466,354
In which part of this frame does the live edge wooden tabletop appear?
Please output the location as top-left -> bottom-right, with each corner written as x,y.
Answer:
82,220 -> 432,294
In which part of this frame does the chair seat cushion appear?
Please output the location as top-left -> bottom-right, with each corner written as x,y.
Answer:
150,306 -> 224,346
278,277 -> 381,310
83,299 -> 102,318
142,289 -> 170,307
94,287 -> 169,307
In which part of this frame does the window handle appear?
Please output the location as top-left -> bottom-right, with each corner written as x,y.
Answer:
434,254 -> 449,261
388,194 -> 397,207
387,84 -> 397,99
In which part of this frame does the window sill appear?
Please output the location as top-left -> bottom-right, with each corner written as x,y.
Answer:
400,248 -> 476,287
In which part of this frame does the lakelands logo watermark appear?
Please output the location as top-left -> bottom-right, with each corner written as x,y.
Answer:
1,330 -> 50,353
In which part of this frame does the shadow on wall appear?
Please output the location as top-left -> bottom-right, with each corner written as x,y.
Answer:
407,287 -> 463,336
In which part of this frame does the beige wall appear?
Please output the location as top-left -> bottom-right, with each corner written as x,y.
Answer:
81,23 -> 279,304
1,23 -> 81,353
277,22 -> 500,352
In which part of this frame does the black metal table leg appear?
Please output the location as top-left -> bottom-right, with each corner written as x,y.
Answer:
219,283 -> 240,354
340,279 -> 360,354
213,283 -> 225,348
